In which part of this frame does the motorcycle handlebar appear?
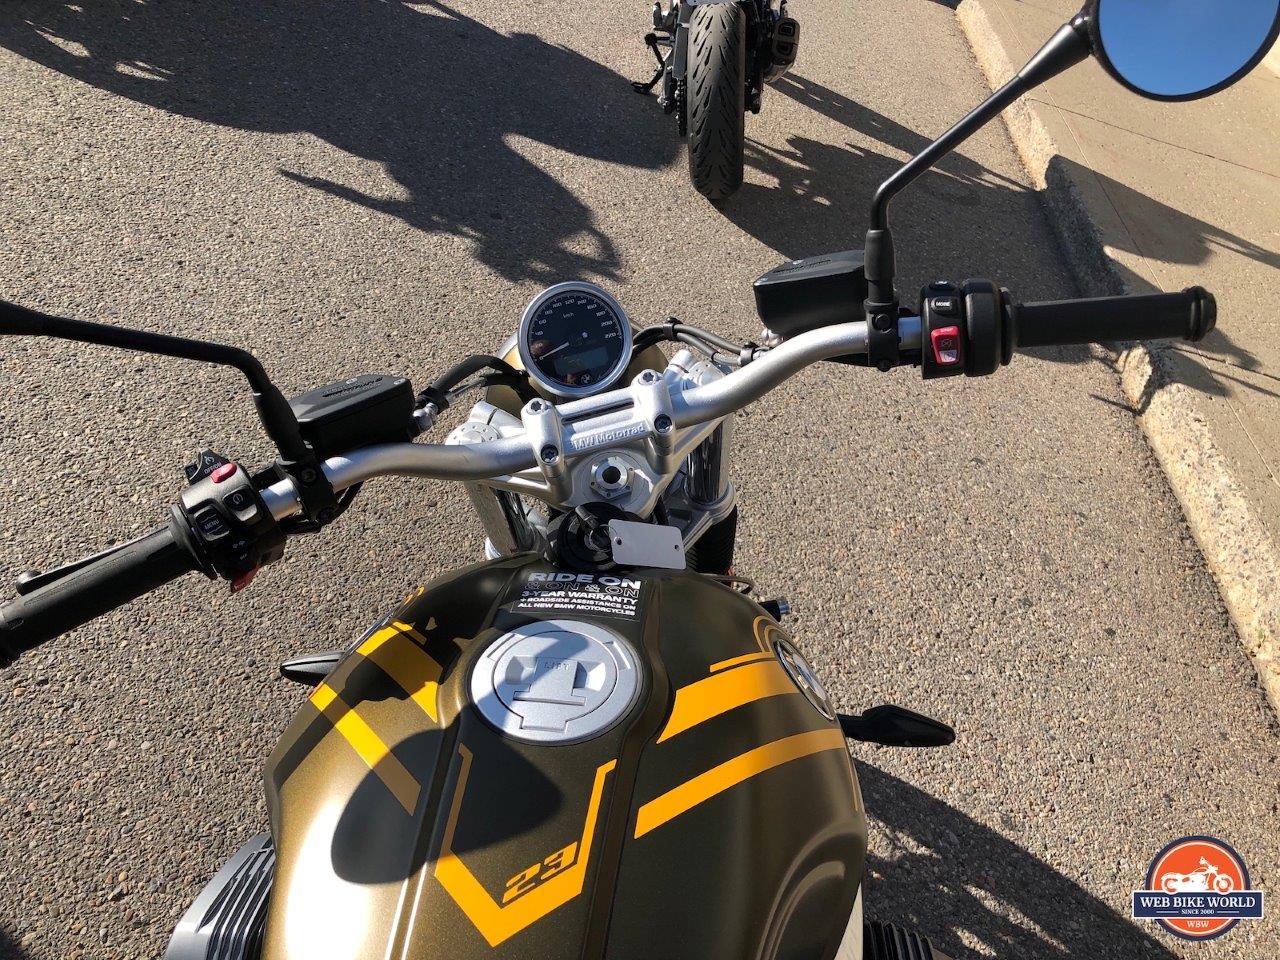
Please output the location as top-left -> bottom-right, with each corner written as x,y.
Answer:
259,317 -> 918,521
1011,286 -> 1216,348
0,282 -> 1221,659
0,520 -> 199,665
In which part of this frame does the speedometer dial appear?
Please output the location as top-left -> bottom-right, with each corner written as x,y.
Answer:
518,282 -> 633,398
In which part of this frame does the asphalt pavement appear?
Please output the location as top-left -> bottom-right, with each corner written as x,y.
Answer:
960,0 -> 1280,718
1,1 -> 1278,958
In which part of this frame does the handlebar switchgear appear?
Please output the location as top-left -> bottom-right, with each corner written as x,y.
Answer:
0,459 -> 285,665
177,460 -> 286,584
919,280 -> 1216,379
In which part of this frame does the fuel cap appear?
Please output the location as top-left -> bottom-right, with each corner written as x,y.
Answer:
471,620 -> 641,744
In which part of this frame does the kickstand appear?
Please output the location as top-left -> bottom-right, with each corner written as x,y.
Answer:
631,33 -> 667,95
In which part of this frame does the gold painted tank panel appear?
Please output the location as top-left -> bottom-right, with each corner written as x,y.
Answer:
261,556 -> 866,960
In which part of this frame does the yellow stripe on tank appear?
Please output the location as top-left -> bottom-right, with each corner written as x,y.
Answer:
357,622 -> 443,722
707,650 -> 776,673
657,659 -> 799,742
308,682 -> 420,814
707,615 -> 785,673
434,746 -> 617,946
634,728 -> 847,838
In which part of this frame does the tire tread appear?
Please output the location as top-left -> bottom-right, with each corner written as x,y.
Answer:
686,3 -> 746,201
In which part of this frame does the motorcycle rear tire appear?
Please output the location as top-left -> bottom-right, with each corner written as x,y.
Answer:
687,3 -> 746,202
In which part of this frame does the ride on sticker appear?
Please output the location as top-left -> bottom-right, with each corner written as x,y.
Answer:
1132,836 -> 1264,941
514,572 -> 643,620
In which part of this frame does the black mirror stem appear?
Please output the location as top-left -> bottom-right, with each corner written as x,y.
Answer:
0,298 -> 311,463
863,10 -> 1094,332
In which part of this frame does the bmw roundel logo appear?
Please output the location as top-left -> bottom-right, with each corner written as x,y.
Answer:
774,637 -> 836,721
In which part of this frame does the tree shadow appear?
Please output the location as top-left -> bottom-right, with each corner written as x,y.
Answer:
0,0 -> 676,283
1054,159 -> 1280,277
858,762 -> 1177,960
721,73 -> 1026,262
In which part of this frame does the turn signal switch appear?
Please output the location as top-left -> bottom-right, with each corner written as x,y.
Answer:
177,454 -> 285,590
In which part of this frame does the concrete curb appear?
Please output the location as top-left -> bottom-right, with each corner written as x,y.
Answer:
956,0 -> 1280,718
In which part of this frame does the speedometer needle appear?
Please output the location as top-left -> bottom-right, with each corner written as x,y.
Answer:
540,341 -> 572,358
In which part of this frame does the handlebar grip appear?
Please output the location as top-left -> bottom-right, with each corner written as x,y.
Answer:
0,520 -> 198,665
1011,286 -> 1215,348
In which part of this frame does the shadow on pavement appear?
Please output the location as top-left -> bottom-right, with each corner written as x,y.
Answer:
722,74 -> 1101,371
858,762 -> 1177,960
724,73 -> 1024,260
0,928 -> 30,960
1051,159 -> 1280,277
1047,156 -> 1279,405
730,73 -> 1274,402
0,0 -> 676,283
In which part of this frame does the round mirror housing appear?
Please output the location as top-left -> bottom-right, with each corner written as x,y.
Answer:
1089,0 -> 1280,101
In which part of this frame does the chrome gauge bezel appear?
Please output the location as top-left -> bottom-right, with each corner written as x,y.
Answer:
517,281 -> 634,399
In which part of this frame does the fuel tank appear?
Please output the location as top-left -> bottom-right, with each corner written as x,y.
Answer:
261,555 -> 866,959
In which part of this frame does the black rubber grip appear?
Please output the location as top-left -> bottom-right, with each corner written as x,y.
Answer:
1012,286 -> 1215,348
0,521 -> 197,665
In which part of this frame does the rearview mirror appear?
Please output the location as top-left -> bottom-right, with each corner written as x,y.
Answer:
859,0 -> 1279,365
1090,0 -> 1280,100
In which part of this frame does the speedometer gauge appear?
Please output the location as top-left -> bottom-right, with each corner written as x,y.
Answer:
518,282 -> 633,398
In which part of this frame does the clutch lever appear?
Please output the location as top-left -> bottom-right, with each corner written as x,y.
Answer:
14,532 -> 155,595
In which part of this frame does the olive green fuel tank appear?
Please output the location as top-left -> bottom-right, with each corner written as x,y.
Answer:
262,555 -> 867,959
